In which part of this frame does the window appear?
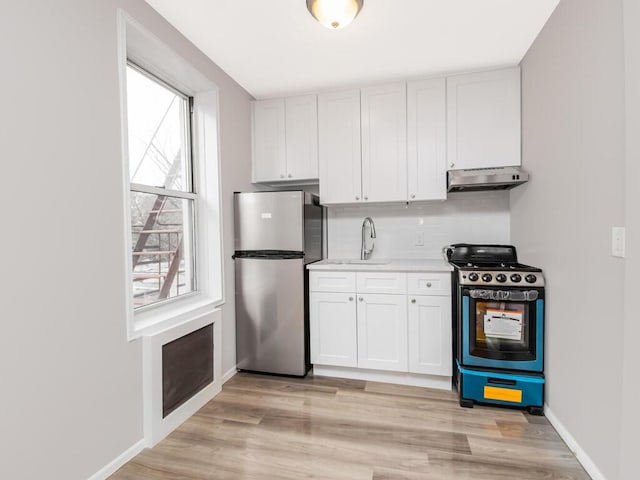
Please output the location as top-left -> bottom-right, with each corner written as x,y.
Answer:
119,11 -> 224,339
125,64 -> 197,309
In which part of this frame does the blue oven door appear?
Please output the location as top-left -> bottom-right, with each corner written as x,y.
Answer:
461,287 -> 544,372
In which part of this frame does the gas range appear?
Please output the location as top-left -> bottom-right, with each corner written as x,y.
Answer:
447,244 -> 545,288
448,243 -> 546,413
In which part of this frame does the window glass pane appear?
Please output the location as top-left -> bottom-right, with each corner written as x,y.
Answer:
131,191 -> 195,308
126,66 -> 190,192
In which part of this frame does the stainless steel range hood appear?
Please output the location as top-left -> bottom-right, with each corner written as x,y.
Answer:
447,167 -> 529,192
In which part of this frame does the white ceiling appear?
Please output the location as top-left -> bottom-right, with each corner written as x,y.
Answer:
144,0 -> 560,100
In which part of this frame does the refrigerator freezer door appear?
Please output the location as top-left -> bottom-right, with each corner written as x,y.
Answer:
234,191 -> 304,252
235,257 -> 306,375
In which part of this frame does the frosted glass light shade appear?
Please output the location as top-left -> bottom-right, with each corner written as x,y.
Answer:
306,0 -> 364,30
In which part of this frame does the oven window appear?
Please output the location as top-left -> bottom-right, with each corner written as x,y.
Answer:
472,300 -> 535,358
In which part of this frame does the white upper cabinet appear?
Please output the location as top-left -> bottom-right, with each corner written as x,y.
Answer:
257,66 -> 522,198
361,83 -> 408,203
252,99 -> 286,182
285,95 -> 318,180
252,95 -> 318,183
407,78 -> 447,201
447,67 -> 521,170
318,90 -> 362,204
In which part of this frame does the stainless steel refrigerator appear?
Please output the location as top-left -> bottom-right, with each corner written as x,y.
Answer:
233,191 -> 323,376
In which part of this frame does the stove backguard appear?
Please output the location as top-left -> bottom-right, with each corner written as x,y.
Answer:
447,244 -> 518,265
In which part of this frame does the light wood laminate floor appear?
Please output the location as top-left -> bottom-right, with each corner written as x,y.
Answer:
111,372 -> 589,480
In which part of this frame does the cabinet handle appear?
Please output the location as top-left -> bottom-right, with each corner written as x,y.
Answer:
358,297 -> 363,302
426,282 -> 432,288
410,194 -> 415,199
411,298 -> 416,304
364,196 -> 368,201
280,174 -> 285,178
450,163 -> 455,168
349,296 -> 354,302
355,196 -> 360,201
288,173 -> 292,178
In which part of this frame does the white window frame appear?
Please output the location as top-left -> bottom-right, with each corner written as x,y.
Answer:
127,62 -> 198,311
117,11 -> 225,340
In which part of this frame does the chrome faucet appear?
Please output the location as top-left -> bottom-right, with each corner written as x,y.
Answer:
361,217 -> 376,260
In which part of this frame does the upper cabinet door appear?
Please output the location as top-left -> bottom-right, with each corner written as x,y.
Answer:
285,95 -> 318,180
361,83 -> 408,203
252,99 -> 286,182
447,67 -> 521,170
318,90 -> 362,205
407,78 -> 447,201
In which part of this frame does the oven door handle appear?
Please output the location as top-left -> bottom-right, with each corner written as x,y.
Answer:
468,289 -> 539,301
492,316 -> 523,323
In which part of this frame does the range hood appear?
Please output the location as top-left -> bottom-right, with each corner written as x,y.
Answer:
447,167 -> 529,192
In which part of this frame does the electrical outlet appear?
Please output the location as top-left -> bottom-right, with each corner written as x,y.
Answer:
415,231 -> 424,246
612,227 -> 626,258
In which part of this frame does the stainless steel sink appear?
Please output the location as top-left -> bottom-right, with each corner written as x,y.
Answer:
324,259 -> 391,265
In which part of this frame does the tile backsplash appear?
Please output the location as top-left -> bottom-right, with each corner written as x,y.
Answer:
326,191 -> 510,260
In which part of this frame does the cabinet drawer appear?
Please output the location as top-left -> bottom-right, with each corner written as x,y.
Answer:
310,271 -> 356,293
356,272 -> 407,295
407,272 -> 451,296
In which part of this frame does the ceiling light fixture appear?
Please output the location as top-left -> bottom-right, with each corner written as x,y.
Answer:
306,0 -> 364,30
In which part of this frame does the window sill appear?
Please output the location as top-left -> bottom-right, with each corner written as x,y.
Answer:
129,294 -> 224,340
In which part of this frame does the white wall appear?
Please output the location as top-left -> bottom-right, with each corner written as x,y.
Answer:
327,192 -> 510,260
620,1 -> 640,478
0,1 -> 251,479
511,0 -> 626,478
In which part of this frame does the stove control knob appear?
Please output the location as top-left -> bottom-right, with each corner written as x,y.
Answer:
496,274 -> 507,283
525,274 -> 538,284
510,274 -> 522,283
468,273 -> 479,282
482,273 -> 493,282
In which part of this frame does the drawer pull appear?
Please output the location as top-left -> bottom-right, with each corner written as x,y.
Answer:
411,298 -> 416,304
349,296 -> 354,302
488,377 -> 517,386
426,282 -> 432,288
359,297 -> 363,302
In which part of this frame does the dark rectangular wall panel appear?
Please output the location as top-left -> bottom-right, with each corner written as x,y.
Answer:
162,324 -> 214,418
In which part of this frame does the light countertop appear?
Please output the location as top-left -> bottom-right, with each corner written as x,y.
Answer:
307,258 -> 453,272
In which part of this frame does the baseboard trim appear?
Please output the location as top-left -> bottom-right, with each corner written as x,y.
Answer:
544,404 -> 606,480
87,438 -> 146,480
222,366 -> 237,384
313,365 -> 452,391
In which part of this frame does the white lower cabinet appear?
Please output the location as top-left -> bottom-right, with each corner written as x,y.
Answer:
357,294 -> 408,372
408,295 -> 452,376
309,270 -> 451,385
310,292 -> 357,367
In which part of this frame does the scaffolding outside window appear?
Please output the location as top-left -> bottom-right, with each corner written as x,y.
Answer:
125,63 -> 197,309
